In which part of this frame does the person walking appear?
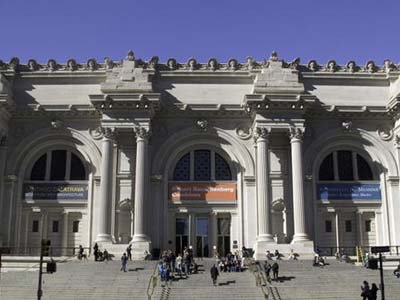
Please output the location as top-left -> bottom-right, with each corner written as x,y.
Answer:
360,281 -> 370,300
272,262 -> 279,281
126,244 -> 132,260
120,253 -> 128,272
264,261 -> 272,283
210,264 -> 219,286
93,242 -> 99,261
369,283 -> 378,300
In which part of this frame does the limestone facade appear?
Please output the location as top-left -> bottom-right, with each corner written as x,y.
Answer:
0,52 -> 400,259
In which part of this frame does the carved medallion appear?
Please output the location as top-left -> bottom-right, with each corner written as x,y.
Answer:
377,126 -> 393,141
236,125 -> 252,140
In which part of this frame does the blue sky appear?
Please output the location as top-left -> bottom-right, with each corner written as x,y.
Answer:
0,0 -> 399,65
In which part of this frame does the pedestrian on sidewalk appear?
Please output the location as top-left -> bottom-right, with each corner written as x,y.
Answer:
360,280 -> 370,300
126,244 -> 132,260
210,264 -> 219,286
120,253 -> 128,272
272,262 -> 279,281
369,283 -> 378,300
93,242 -> 99,261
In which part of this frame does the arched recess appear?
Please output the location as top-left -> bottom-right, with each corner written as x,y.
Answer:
303,128 -> 398,246
6,127 -> 101,248
151,126 -> 255,251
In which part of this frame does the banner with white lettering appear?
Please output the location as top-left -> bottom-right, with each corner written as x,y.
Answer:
23,183 -> 88,200
317,183 -> 381,201
169,183 -> 236,202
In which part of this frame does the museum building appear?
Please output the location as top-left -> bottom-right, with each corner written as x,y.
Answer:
0,51 -> 400,259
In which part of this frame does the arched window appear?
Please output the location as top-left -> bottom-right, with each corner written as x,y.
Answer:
30,150 -> 87,181
318,150 -> 374,181
172,149 -> 232,181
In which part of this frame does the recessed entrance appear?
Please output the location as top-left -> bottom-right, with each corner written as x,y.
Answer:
196,217 -> 209,257
175,217 -> 189,255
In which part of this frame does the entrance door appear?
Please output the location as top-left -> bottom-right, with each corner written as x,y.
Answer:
196,217 -> 209,257
176,217 -> 189,255
217,217 -> 231,256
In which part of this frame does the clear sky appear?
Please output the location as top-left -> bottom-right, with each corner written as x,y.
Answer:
1,0 -> 399,65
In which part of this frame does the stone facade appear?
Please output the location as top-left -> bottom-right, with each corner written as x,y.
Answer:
0,52 -> 399,259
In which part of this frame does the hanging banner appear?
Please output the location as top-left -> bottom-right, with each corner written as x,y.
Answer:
317,183 -> 381,201
169,183 -> 236,202
23,183 -> 88,200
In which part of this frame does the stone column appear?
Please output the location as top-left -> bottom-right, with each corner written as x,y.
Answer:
254,127 -> 274,243
356,210 -> 363,247
131,127 -> 151,259
0,136 -> 7,246
62,212 -> 69,255
290,127 -> 310,243
96,128 -> 114,242
210,212 -> 218,256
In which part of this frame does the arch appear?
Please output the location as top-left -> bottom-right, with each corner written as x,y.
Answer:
152,127 -> 255,178
8,127 -> 101,180
304,128 -> 398,179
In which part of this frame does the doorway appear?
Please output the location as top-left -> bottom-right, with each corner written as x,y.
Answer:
196,217 -> 209,257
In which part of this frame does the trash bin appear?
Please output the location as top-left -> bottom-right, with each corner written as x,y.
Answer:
368,258 -> 378,269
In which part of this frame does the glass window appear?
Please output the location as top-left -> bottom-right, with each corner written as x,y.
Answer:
52,220 -> 59,233
365,220 -> 371,232
345,220 -> 352,232
319,153 -> 334,181
70,153 -> 86,180
196,218 -> 208,236
325,220 -> 332,233
72,220 -> 79,233
176,218 -> 188,235
50,150 -> 67,180
337,151 -> 354,181
31,154 -> 47,180
194,150 -> 211,181
32,220 -> 39,232
173,153 -> 190,181
215,153 -> 232,180
217,218 -> 230,235
357,154 -> 373,180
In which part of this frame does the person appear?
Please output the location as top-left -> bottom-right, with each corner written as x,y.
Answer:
274,250 -> 281,260
272,262 -> 279,281
210,264 -> 219,286
360,281 -> 370,300
370,283 -> 378,300
393,263 -> 400,278
126,244 -> 132,260
78,245 -> 84,260
264,261 -> 272,283
120,253 -> 128,272
103,249 -> 110,261
288,249 -> 297,260
93,243 -> 99,261
158,261 -> 166,285
176,253 -> 183,277
265,250 -> 273,260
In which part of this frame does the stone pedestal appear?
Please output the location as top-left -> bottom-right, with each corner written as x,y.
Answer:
131,240 -> 151,260
254,241 -> 314,260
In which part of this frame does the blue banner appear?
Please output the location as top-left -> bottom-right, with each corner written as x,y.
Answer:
23,183 -> 88,201
317,183 -> 381,201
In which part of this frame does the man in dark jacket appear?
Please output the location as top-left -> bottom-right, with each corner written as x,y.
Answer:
272,262 -> 279,281
210,264 -> 219,286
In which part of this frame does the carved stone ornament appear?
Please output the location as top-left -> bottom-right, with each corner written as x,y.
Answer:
245,56 -> 255,70
167,58 -> 177,70
89,126 -> 104,140
366,60 -> 376,73
47,59 -> 57,72
196,119 -> 208,131
383,59 -> 394,73
208,58 -> 218,71
187,58 -> 197,71
327,60 -> 337,72
289,57 -> 300,70
227,58 -> 238,71
346,61 -> 356,73
377,126 -> 393,141
104,57 -> 114,70
103,127 -> 115,139
269,51 -> 278,62
87,58 -> 97,71
342,120 -> 353,132
28,59 -> 38,71
253,127 -> 270,141
308,60 -> 319,71
289,127 -> 304,140
395,135 -> 400,146
126,50 -> 135,61
236,125 -> 252,140
148,56 -> 159,69
66,58 -> 77,71
50,119 -> 63,129
9,57 -> 19,71
134,126 -> 150,139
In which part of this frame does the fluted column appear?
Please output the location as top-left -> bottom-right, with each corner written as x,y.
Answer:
0,136 -> 7,243
290,127 -> 310,243
254,127 -> 274,242
96,128 -> 114,242
132,127 -> 150,242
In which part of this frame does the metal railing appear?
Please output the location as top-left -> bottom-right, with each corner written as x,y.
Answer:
248,259 -> 270,299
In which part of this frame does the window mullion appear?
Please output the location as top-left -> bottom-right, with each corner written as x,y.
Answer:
65,151 -> 71,181
45,151 -> 52,181
352,152 -> 358,181
211,151 -> 215,181
190,151 -> 194,181
333,151 -> 339,181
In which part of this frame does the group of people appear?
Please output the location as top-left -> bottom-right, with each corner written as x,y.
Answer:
216,251 -> 244,273
93,243 -> 111,261
265,249 -> 283,260
263,261 -> 280,282
158,247 -> 196,285
360,281 -> 379,300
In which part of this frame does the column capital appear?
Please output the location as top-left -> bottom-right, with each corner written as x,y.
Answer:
253,126 -> 270,142
134,126 -> 150,141
102,127 -> 116,140
289,127 -> 304,142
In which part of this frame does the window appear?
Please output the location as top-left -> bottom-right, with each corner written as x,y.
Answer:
172,149 -> 232,181
318,150 -> 374,181
30,150 -> 87,181
365,220 -> 371,232
52,220 -> 59,233
345,220 -> 352,232
325,220 -> 332,233
72,220 -> 79,233
32,220 -> 39,232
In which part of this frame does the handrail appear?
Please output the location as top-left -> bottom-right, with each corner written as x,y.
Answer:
248,260 -> 269,299
146,260 -> 159,300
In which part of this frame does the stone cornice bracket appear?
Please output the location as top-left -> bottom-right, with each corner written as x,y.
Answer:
253,126 -> 270,142
289,126 -> 304,142
134,126 -> 150,141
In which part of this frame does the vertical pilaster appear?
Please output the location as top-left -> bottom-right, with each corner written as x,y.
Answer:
62,212 -> 69,255
290,127 -> 310,243
335,210 -> 341,250
356,210 -> 363,246
210,211 -> 218,255
96,128 -> 114,242
0,136 -> 7,246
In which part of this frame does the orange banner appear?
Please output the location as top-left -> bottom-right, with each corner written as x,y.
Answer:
169,183 -> 237,202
